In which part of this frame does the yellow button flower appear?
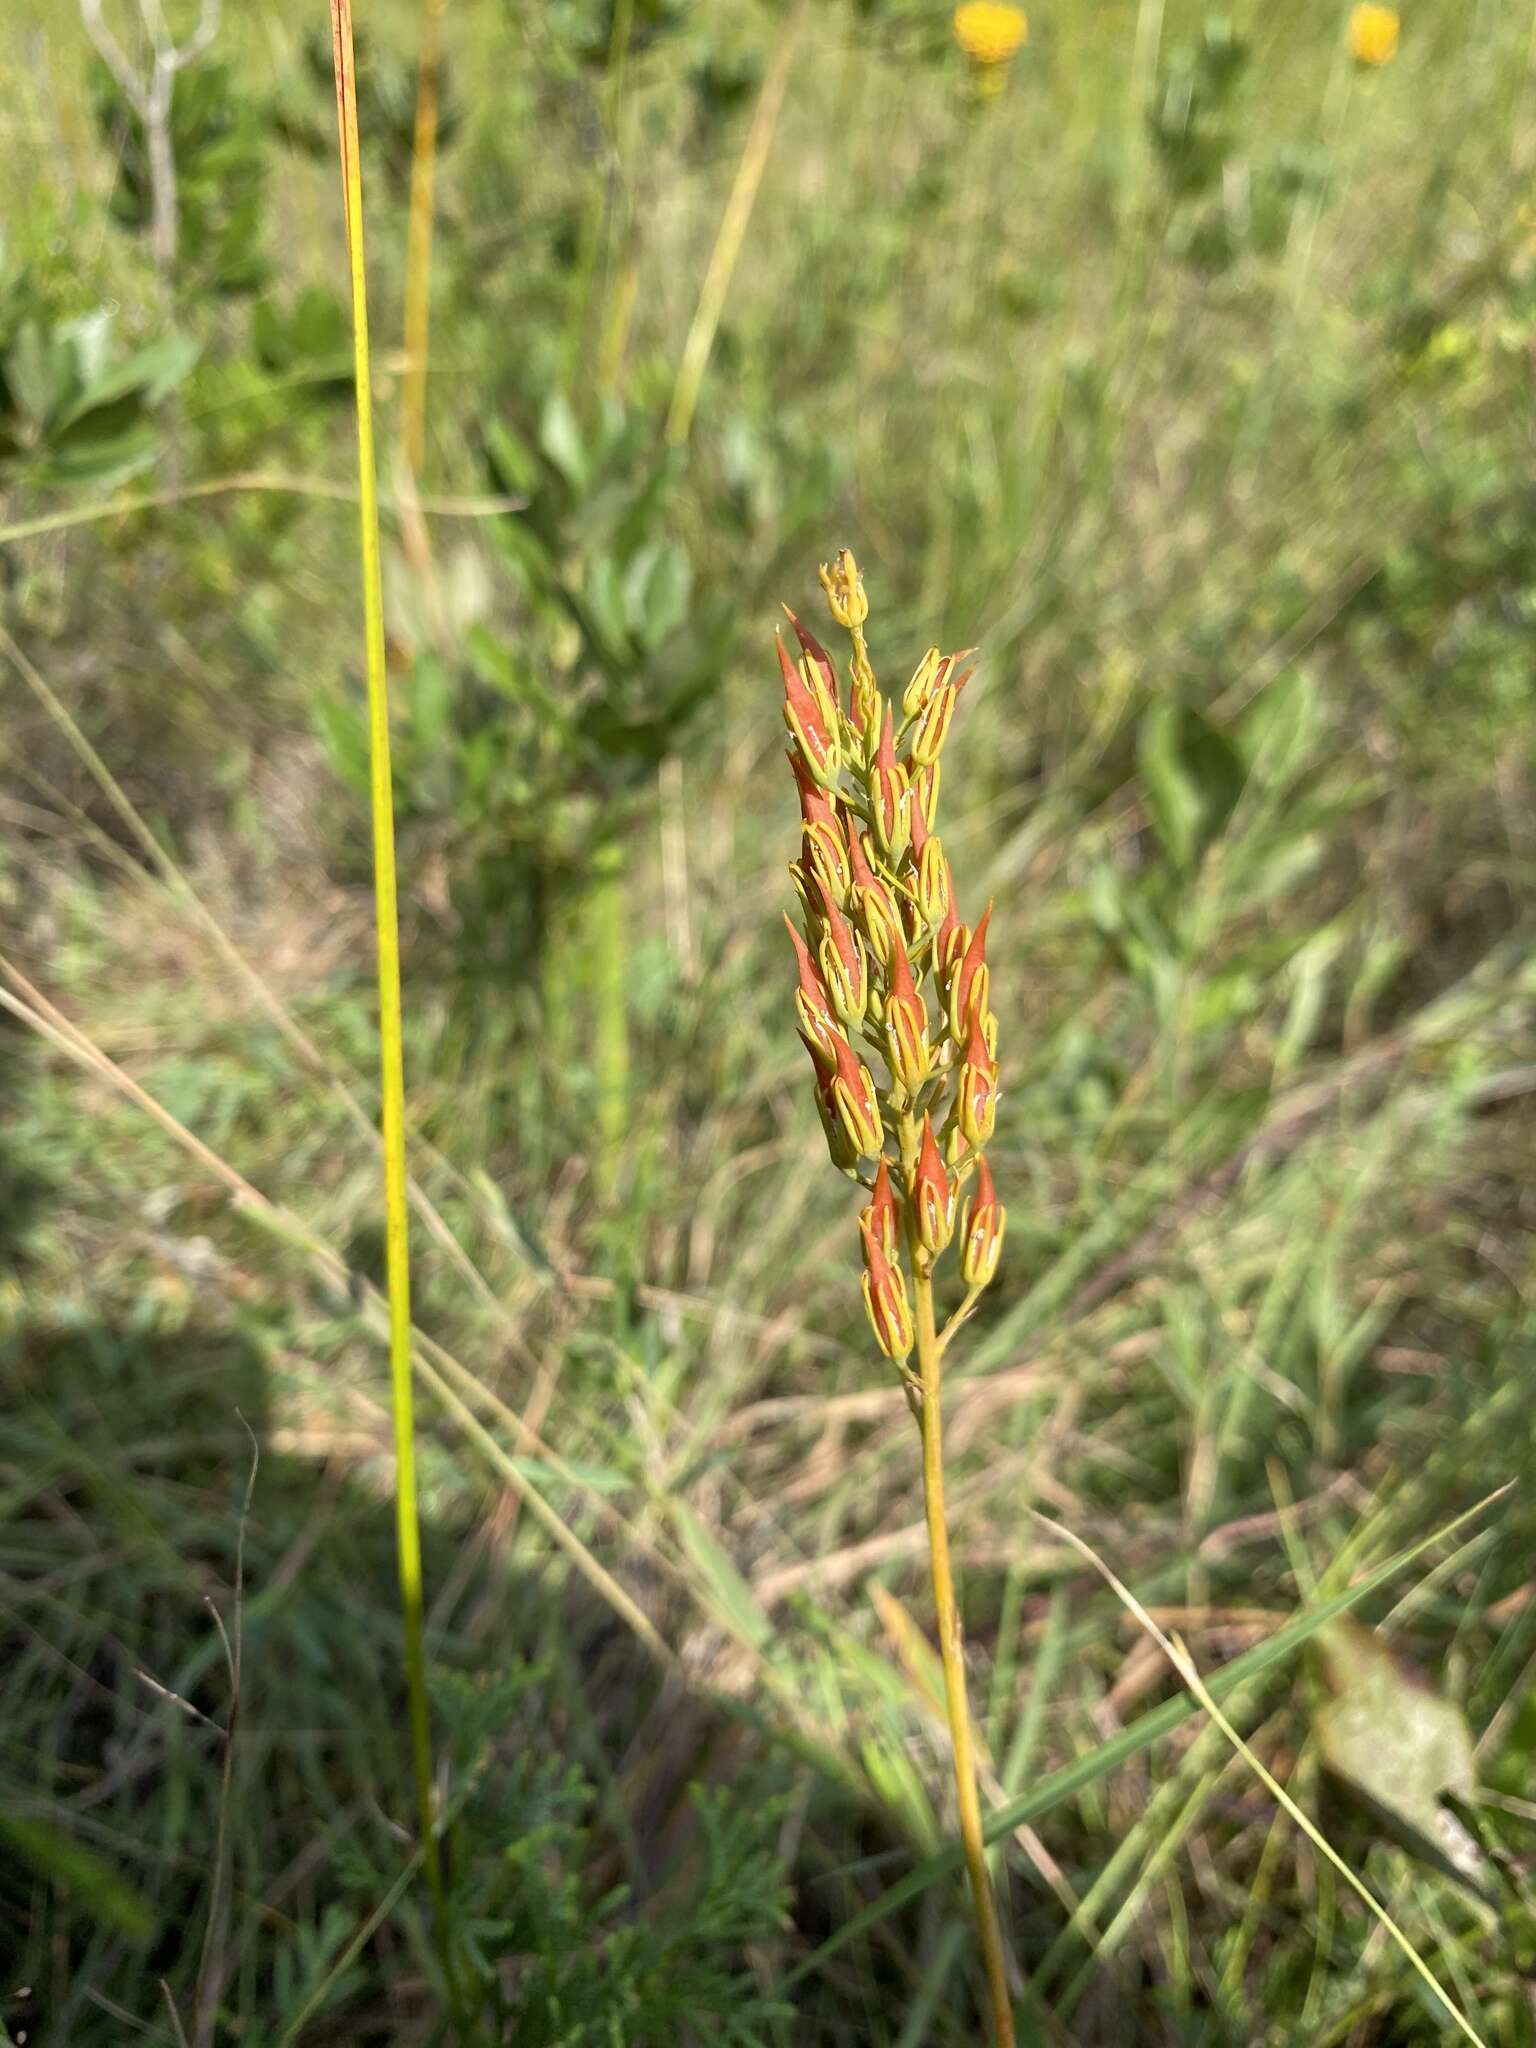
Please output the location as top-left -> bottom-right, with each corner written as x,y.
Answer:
953,2 -> 1029,72
1348,4 -> 1400,67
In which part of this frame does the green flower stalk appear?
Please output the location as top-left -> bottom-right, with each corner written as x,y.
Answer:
777,554 -> 1016,2046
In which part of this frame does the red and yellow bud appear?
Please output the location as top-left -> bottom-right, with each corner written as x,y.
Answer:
803,819 -> 851,905
785,915 -> 839,1064
866,1157 -> 901,1262
842,805 -> 902,965
869,703 -> 912,864
813,877 -> 868,1026
958,1152 -> 1005,1287
913,757 -> 941,832
861,1237 -> 914,1361
778,634 -> 840,790
955,1004 -> 998,1147
819,548 -> 869,631
884,932 -> 931,1094
807,1049 -> 859,1173
915,836 -> 950,930
829,1031 -> 883,1158
947,902 -> 992,1043
910,678 -> 958,767
935,893 -> 966,988
911,1115 -> 956,1253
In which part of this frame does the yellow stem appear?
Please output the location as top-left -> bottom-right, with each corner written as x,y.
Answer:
664,0 -> 806,446
905,1129 -> 1016,2047
329,0 -> 443,1926
402,0 -> 447,477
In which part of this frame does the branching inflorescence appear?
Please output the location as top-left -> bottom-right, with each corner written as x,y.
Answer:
778,552 -> 1016,2044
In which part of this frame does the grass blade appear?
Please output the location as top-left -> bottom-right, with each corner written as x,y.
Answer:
328,0 -> 442,1926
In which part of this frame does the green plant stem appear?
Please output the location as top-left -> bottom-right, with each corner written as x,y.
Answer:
902,1120 -> 1016,2047
329,0 -> 443,1932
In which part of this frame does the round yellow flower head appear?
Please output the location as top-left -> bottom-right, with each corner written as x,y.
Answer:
1348,3 -> 1400,67
953,2 -> 1028,71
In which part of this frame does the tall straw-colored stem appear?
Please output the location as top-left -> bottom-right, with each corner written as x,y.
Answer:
329,0 -> 443,1922
903,1122 -> 1015,2046
402,0 -> 446,476
664,0 -> 805,445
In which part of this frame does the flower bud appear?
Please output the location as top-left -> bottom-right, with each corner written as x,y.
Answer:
785,915 -> 839,1065
869,703 -> 912,864
778,634 -> 840,790
916,836 -> 950,930
902,647 -> 943,720
803,820 -> 851,906
884,931 -> 930,1095
813,877 -> 868,1026
958,1153 -> 1005,1287
955,1004 -> 998,1147
809,1056 -> 859,1174
861,1240 -> 914,1361
841,804 -> 902,966
819,548 -> 868,630
910,679 -> 958,767
913,757 -> 941,832
947,903 -> 992,1043
829,1031 -> 883,1158
866,1157 -> 901,1261
911,1115 -> 955,1253
934,884 -> 965,985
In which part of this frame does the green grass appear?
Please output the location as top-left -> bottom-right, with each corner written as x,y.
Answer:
4,0 -> 1536,2041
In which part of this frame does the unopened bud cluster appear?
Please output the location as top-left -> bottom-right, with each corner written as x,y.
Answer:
779,552 -> 1007,1367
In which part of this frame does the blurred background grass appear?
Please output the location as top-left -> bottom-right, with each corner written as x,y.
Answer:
3,0 -> 1536,2041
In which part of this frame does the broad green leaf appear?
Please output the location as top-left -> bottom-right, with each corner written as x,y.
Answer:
539,390 -> 587,494
52,331 -> 197,430
1138,701 -> 1246,871
1314,1619 -> 1491,1896
631,539 -> 691,652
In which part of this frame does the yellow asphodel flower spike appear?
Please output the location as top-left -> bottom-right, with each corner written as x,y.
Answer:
1348,3 -> 1400,67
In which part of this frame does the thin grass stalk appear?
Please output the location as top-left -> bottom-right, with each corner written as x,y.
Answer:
328,0 -> 443,1929
590,841 -> 630,1200
904,1126 -> 1016,2048
665,0 -> 806,445
402,0 -> 446,476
